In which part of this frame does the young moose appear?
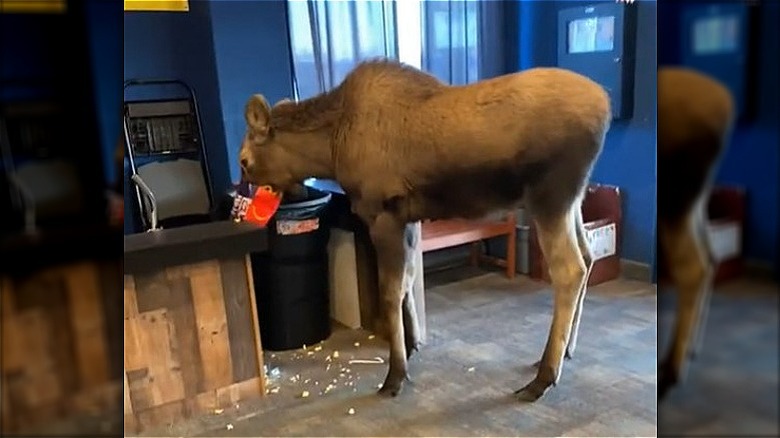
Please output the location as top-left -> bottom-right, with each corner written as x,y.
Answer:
240,59 -> 611,401
657,67 -> 735,399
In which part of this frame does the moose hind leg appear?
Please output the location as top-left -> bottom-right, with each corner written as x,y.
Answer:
370,213 -> 410,397
658,207 -> 714,400
531,207 -> 592,367
516,208 -> 586,402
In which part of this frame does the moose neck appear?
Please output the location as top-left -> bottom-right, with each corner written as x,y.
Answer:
279,129 -> 336,181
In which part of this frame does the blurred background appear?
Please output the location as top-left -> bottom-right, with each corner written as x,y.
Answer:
657,0 -> 779,436
0,0 -> 123,435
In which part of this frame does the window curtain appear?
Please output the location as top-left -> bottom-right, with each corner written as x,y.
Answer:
286,0 -> 398,100
420,0 -> 506,85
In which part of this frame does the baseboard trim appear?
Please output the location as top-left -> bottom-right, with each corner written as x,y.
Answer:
620,259 -> 652,283
743,259 -> 777,281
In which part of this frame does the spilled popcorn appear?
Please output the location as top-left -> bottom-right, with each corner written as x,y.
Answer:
347,407 -> 356,415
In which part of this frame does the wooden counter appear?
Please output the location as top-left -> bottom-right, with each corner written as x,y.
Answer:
1,225 -> 123,436
123,221 -> 269,432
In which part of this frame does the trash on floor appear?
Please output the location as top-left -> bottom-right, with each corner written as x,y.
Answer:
347,407 -> 356,415
348,357 -> 384,365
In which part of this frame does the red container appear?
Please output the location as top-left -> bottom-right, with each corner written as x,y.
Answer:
658,185 -> 745,286
530,183 -> 622,286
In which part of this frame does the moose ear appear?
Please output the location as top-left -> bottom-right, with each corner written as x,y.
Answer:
245,94 -> 271,134
273,98 -> 293,109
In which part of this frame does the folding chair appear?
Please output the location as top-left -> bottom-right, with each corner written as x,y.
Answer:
123,79 -> 214,232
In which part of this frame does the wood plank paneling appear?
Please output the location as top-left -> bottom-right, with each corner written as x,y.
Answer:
122,256 -> 266,433
138,310 -> 185,408
124,372 -> 133,415
99,261 -> 124,382
165,273 -> 203,397
189,261 -> 233,391
47,275 -> 78,397
66,263 -> 110,389
134,270 -> 175,314
1,261 -> 122,435
135,399 -> 187,432
221,258 -> 257,384
244,255 -> 265,396
124,276 -> 139,319
126,368 -> 152,412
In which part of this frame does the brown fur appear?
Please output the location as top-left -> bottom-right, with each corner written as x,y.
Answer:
240,58 -> 611,401
657,67 -> 735,399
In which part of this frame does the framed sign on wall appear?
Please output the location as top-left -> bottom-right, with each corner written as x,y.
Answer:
124,0 -> 188,12
0,0 -> 66,14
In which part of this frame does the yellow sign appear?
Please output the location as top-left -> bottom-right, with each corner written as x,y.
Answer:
0,0 -> 66,14
124,0 -> 188,12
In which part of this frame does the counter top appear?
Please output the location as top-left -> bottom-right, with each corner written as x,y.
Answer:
124,220 -> 268,275
1,224 -> 122,276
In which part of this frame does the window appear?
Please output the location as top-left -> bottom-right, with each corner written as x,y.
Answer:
287,0 -> 487,98
287,0 -> 397,99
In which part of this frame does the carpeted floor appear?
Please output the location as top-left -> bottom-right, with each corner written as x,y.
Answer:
141,267 -> 658,437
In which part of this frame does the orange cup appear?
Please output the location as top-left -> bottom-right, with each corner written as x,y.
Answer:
244,185 -> 282,227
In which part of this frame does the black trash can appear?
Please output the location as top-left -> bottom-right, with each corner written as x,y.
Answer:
251,186 -> 333,351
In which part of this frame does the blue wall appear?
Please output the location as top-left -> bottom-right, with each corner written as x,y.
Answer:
123,0 -> 295,233
659,1 -> 779,270
208,0 -> 295,183
124,1 -> 230,233
85,0 -> 123,186
512,0 -> 658,268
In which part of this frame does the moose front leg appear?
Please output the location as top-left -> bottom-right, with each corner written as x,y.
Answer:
369,212 -> 411,396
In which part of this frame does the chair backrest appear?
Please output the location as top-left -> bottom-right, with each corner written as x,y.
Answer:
12,159 -> 84,219
135,158 -> 211,224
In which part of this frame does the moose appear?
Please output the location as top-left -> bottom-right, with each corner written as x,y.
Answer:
657,67 -> 735,399
239,59 -> 611,401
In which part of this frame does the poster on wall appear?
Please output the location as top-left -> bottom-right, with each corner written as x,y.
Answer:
124,0 -> 188,12
0,0 -> 66,13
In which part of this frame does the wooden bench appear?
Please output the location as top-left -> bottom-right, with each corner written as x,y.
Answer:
420,214 -> 517,279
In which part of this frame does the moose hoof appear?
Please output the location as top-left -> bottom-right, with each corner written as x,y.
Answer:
378,373 -> 409,397
405,341 -> 421,360
658,364 -> 679,401
514,376 -> 554,402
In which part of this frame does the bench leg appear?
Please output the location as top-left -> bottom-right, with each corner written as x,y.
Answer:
470,242 -> 482,267
506,226 -> 517,279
